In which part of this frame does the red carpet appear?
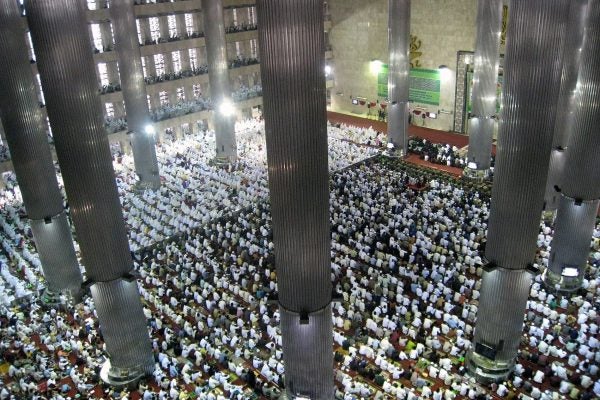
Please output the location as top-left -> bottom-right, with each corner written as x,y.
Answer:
327,111 -> 470,147
327,111 -> 498,156
405,154 -> 463,177
328,111 -> 388,133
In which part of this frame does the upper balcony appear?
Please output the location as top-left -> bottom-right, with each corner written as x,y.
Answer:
99,63 -> 261,102
87,0 -> 255,21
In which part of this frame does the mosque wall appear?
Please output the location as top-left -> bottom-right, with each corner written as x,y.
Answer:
328,0 -> 477,132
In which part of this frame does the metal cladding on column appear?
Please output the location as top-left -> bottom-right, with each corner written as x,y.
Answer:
0,0 -> 82,295
543,0 -> 589,211
471,269 -> 532,363
25,0 -> 153,383
469,0 -> 568,382
257,0 -> 333,398
92,280 -> 155,376
546,0 -> 600,291
465,0 -> 503,172
387,0 -> 410,155
280,306 -> 334,399
485,0 -> 567,271
109,0 -> 160,189
202,0 -> 237,162
559,0 -> 600,202
29,215 -> 82,295
545,197 -> 599,290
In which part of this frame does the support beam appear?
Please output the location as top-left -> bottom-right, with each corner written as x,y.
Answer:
467,0 -> 568,383
464,0 -> 503,178
257,0 -> 334,397
109,0 -> 161,190
545,0 -> 600,292
25,0 -> 153,385
0,0 -> 82,297
387,0 -> 410,157
202,0 -> 237,163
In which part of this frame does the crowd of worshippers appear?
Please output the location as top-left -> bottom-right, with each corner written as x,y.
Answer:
111,119 -> 378,251
0,118 -> 599,400
408,138 -> 476,170
328,123 -> 387,148
327,123 -> 484,171
143,66 -> 210,86
224,23 -> 258,34
0,144 -> 10,163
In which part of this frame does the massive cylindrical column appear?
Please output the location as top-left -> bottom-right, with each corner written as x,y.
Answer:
543,0 -> 589,213
25,0 -> 153,385
0,0 -> 82,297
545,198 -> 599,290
202,0 -> 237,162
109,0 -> 160,190
467,0 -> 568,383
465,0 -> 503,177
545,0 -> 600,291
387,0 -> 410,156
257,1 -> 334,398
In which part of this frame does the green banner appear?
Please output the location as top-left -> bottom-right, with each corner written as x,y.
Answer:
377,66 -> 441,106
377,64 -> 389,99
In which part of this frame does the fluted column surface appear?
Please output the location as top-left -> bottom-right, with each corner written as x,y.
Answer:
25,0 -> 152,374
257,0 -> 333,397
109,0 -> 160,189
30,213 -> 82,294
257,0 -> 331,314
559,0 -> 600,200
472,0 -> 568,377
475,270 -> 532,362
547,0 -> 600,288
548,196 -> 599,276
26,0 -> 132,283
0,0 -> 63,220
466,0 -> 503,171
485,0 -> 568,269
387,0 -> 410,153
280,307 -> 334,399
0,0 -> 81,294
202,0 -> 237,161
544,0 -> 589,210
544,148 -> 567,210
91,280 -> 154,373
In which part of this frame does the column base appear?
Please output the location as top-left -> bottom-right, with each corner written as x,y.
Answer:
100,359 -> 147,388
39,288 -> 63,306
282,392 -> 316,400
382,148 -> 406,158
212,155 -> 237,166
463,166 -> 490,181
541,210 -> 556,223
466,349 -> 514,384
542,268 -> 583,293
134,179 -> 160,193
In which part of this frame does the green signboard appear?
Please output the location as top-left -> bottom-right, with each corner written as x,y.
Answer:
377,64 -> 390,99
377,66 -> 441,106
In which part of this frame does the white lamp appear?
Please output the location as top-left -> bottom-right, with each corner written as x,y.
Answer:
370,60 -> 383,76
144,125 -> 155,135
219,100 -> 235,117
